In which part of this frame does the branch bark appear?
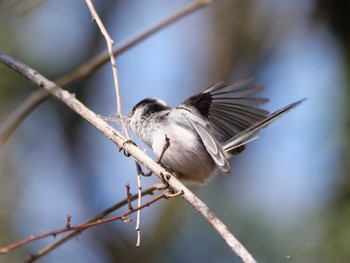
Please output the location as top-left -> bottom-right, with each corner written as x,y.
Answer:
0,50 -> 257,263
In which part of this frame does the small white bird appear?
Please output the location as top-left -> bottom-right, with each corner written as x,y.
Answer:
129,78 -> 304,183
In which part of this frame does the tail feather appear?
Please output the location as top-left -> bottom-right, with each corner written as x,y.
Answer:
223,99 -> 306,152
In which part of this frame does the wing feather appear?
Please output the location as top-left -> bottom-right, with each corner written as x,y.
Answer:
182,79 -> 270,142
190,119 -> 230,172
223,99 -> 306,152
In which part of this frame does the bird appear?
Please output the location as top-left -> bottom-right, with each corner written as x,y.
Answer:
128,78 -> 304,183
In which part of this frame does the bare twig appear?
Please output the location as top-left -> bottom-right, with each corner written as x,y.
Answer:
157,135 -> 170,164
85,0 -> 128,137
0,0 -> 216,146
140,135 -> 171,178
65,214 -> 72,229
16,192 -> 167,263
125,183 -> 133,211
0,184 -> 162,256
0,51 -> 257,263
31,184 -> 163,262
135,167 -> 142,246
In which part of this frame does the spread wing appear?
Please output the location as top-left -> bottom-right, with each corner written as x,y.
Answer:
182,78 -> 269,143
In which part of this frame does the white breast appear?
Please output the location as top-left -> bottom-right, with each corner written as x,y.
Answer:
152,122 -> 197,157
151,118 -> 216,183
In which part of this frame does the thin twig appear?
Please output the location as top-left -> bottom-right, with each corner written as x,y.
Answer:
135,169 -> 142,247
140,135 -> 171,177
0,0 -> 216,146
0,184 -> 162,255
156,135 -> 170,164
85,0 -> 128,137
21,192 -> 167,263
65,214 -> 72,229
0,51 -> 257,263
30,184 -> 163,262
129,139 -> 150,248
125,183 -> 133,211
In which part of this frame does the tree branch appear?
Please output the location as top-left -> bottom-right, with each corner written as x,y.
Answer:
0,51 -> 257,263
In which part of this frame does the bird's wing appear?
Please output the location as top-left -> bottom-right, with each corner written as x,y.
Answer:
181,78 -> 269,142
188,118 -> 230,173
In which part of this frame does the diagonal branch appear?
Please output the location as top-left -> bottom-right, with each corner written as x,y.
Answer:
0,0 -> 217,146
0,51 -> 257,263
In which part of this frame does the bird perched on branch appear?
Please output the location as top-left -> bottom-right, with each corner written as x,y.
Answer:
129,78 -> 304,183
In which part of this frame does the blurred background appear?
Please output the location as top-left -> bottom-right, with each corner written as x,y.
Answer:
0,0 -> 349,262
